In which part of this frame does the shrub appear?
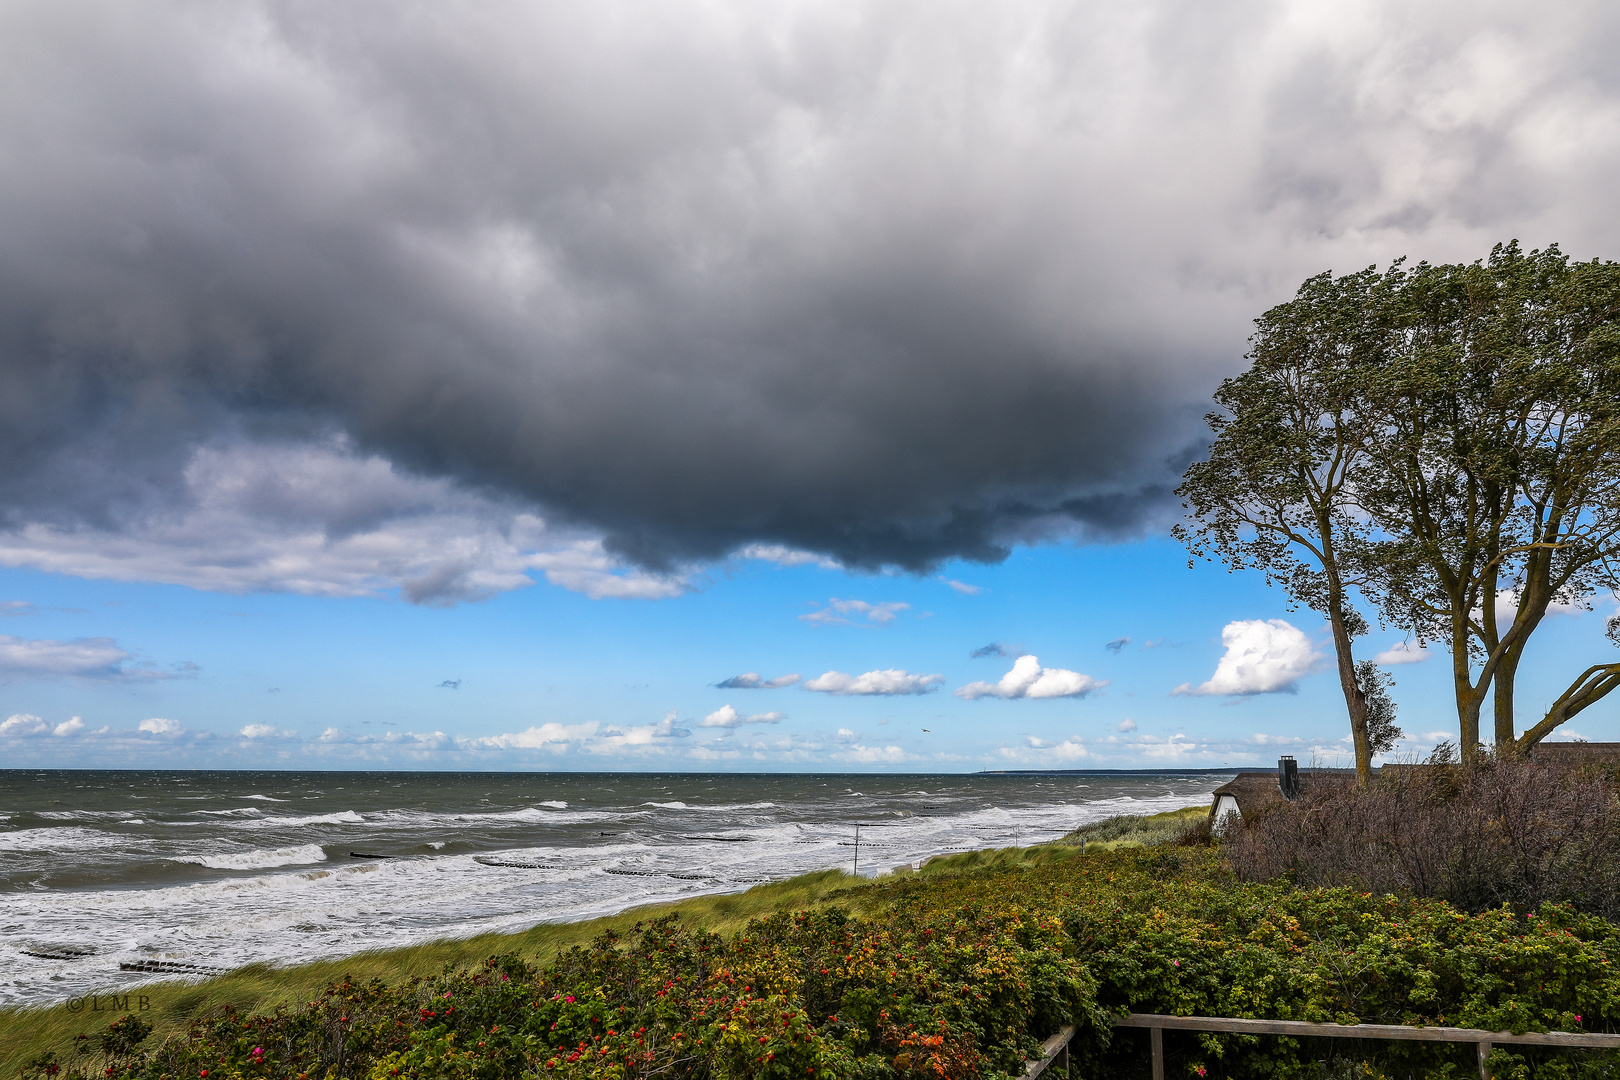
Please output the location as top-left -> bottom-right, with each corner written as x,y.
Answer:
22,847 -> 1620,1079
1228,752 -> 1620,918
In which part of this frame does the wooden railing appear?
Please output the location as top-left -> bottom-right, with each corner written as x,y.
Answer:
1022,1014 -> 1620,1080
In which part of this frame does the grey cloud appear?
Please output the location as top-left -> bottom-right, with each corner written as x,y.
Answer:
0,634 -> 177,681
1105,637 -> 1130,653
3,2 -> 1620,577
970,642 -> 1027,659
716,672 -> 802,689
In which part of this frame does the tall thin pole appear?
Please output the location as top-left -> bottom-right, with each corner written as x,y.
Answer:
853,824 -> 859,876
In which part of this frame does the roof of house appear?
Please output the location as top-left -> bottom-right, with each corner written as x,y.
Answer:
1528,741 -> 1620,765
1217,745 -> 1620,817
1208,768 -> 1357,817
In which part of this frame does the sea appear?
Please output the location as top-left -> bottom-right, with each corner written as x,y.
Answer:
0,769 -> 1230,1009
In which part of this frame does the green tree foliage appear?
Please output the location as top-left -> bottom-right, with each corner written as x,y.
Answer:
1353,243 -> 1620,757
1353,659 -> 1402,755
1180,242 -> 1620,761
1174,267 -> 1403,785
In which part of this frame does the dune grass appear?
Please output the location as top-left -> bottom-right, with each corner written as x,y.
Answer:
1054,804 -> 1210,850
0,867 -> 875,1074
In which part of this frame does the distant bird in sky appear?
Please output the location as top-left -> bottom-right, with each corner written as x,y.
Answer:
921,728 -> 930,732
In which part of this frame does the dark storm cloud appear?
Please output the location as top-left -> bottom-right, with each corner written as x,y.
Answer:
3,0 -> 1620,578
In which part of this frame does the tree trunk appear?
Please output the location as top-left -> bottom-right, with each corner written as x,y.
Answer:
1327,595 -> 1373,787
1492,653 -> 1518,749
1517,663 -> 1620,751
1451,613 -> 1484,764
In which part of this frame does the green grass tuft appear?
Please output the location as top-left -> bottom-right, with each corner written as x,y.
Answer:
1055,804 -> 1210,850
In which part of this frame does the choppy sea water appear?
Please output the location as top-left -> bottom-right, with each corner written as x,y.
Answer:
0,769 -> 1229,1007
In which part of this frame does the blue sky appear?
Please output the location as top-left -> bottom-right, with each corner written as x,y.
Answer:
2,1 -> 1619,770
5,535 -> 1616,770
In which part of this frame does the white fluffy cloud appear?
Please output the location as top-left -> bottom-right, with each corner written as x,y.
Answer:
1117,718 -> 1137,732
470,722 -> 599,751
1175,619 -> 1324,696
956,655 -> 1106,700
738,546 -> 840,570
834,743 -> 910,764
139,717 -> 183,736
699,705 -> 784,729
239,723 -> 298,740
800,599 -> 910,626
2,713 -> 109,739
997,736 -> 1094,763
0,713 -> 47,737
1373,640 -> 1432,665
715,672 -> 801,689
802,669 -> 945,695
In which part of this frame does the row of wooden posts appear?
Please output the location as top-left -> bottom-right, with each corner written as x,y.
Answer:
1022,1015 -> 1620,1080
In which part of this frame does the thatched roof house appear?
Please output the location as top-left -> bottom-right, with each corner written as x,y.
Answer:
1208,758 -> 1356,832
1212,745 -> 1620,831
1528,741 -> 1620,767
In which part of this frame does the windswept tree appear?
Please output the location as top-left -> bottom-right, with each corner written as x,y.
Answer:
1175,267 -> 1404,786
1353,244 -> 1620,758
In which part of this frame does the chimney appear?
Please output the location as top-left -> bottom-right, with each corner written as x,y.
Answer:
1278,756 -> 1300,800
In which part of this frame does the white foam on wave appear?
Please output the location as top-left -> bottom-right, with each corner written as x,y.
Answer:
372,806 -> 639,828
540,801 -> 567,809
641,801 -> 777,812
235,810 -> 365,828
0,826 -> 134,853
176,844 -> 329,870
192,807 -> 266,818
242,795 -> 286,801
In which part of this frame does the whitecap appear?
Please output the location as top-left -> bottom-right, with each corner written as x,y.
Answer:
239,811 -> 365,828
540,801 -> 567,809
175,844 -> 329,870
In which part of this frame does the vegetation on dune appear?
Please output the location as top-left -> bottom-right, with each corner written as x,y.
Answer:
1056,806 -> 1211,851
15,820 -> 1620,1080
0,869 -> 867,1079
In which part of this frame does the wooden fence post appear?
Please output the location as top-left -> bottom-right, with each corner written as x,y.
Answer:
1151,1026 -> 1163,1080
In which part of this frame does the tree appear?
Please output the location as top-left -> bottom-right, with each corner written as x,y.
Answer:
1355,659 -> 1403,755
1180,243 -> 1620,769
1175,267 -> 1403,786
1351,244 -> 1620,758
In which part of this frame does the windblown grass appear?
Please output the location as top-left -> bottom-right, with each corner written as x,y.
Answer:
0,867 -> 871,1075
1055,804 -> 1209,850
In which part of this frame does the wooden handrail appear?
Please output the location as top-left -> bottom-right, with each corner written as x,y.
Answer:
1021,1014 -> 1620,1080
1024,1025 -> 1075,1078
1114,1013 -> 1620,1048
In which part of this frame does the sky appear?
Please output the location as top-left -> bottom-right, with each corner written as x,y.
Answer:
3,0 -> 1620,771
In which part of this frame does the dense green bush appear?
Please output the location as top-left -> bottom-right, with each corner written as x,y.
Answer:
24,850 -> 1620,1079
